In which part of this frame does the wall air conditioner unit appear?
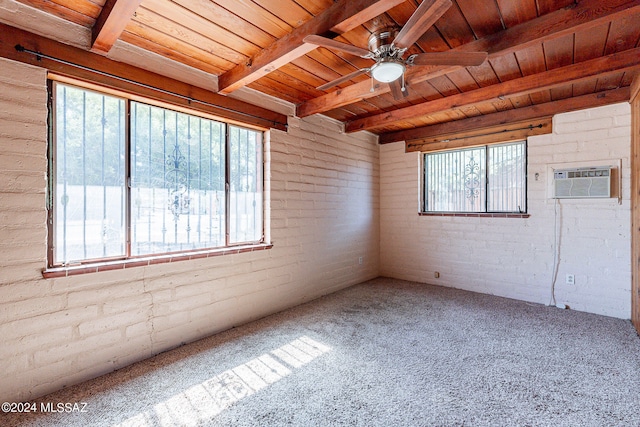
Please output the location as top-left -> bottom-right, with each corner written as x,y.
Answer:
553,167 -> 612,199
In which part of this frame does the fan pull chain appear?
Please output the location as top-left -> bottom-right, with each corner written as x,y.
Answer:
401,73 -> 406,92
370,76 -> 374,93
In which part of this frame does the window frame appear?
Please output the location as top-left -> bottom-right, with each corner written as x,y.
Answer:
420,140 -> 528,215
46,79 -> 269,272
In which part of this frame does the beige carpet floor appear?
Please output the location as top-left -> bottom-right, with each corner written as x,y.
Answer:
3,277 -> 640,426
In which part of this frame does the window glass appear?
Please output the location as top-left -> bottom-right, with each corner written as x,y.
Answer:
424,147 -> 486,212
423,141 -> 526,213
54,84 -> 126,264
229,126 -> 263,244
50,82 -> 265,267
130,103 -> 226,255
487,142 -> 526,213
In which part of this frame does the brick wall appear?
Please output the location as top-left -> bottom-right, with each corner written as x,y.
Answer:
0,58 -> 380,402
380,102 -> 631,319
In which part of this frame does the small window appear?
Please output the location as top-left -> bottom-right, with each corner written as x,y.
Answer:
423,141 -> 526,213
49,82 -> 264,267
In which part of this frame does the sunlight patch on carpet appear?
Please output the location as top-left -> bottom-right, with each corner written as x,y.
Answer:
113,336 -> 331,427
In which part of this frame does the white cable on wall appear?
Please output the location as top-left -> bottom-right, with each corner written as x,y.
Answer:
549,198 -> 562,307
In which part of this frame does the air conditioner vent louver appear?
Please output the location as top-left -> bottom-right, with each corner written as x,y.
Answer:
553,167 -> 612,199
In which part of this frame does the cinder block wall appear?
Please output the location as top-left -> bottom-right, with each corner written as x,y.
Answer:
380,102 -> 631,319
0,58 -> 380,402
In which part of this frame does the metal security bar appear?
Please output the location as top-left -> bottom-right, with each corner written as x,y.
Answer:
52,83 -> 126,264
424,141 -> 526,213
424,147 -> 486,212
130,102 -> 227,256
229,126 -> 264,244
488,142 -> 526,213
49,82 -> 264,267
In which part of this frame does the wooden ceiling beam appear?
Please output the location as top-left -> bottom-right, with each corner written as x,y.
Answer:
297,0 -> 640,117
217,0 -> 405,95
379,87 -> 630,145
406,118 -> 553,153
346,47 -> 640,132
91,0 -> 143,54
0,23 -> 287,130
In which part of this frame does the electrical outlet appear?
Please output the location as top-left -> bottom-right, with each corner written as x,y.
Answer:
358,256 -> 363,265
434,271 -> 440,278
565,274 -> 575,285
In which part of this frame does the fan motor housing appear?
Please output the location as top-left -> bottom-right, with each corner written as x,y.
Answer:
368,27 -> 400,57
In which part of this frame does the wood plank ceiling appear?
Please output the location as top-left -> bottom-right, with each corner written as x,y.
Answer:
4,0 -> 640,143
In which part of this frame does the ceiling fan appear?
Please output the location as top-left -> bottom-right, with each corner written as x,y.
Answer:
303,0 -> 488,99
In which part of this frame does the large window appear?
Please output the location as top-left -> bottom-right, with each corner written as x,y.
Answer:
49,82 -> 264,267
423,141 -> 526,213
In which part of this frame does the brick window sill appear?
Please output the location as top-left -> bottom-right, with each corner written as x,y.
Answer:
419,212 -> 530,219
42,243 -> 273,279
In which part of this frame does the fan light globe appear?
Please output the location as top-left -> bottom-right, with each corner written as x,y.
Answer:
371,61 -> 405,83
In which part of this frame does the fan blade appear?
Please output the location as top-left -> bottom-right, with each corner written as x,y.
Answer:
409,51 -> 488,66
303,35 -> 372,58
389,79 -> 408,100
317,68 -> 370,91
393,0 -> 452,50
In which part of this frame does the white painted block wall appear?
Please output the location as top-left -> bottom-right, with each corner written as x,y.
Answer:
380,102 -> 631,319
0,58 -> 380,402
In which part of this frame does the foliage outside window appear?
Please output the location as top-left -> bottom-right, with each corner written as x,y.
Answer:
49,82 -> 264,267
423,141 -> 526,213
